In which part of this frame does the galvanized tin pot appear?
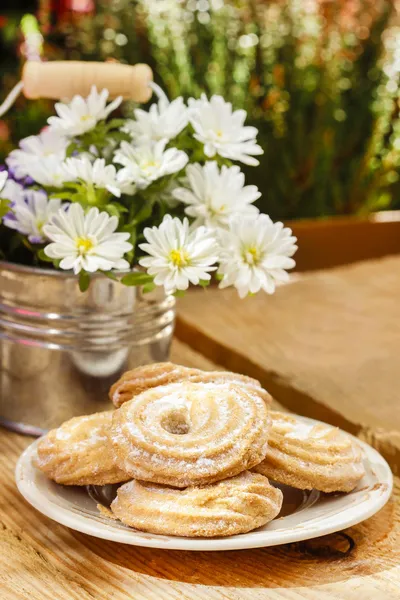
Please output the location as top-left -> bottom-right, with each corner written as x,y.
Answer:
0,262 -> 175,436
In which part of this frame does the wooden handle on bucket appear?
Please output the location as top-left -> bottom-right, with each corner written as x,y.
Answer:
22,61 -> 153,102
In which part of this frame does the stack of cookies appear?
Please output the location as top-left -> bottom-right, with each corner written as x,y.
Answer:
35,363 -> 366,538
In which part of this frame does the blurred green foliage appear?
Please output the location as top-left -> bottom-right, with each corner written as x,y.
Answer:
0,10 -> 52,159
2,0 -> 400,219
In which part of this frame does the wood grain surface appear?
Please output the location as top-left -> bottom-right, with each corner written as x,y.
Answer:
177,256 -> 400,476
1,329 -> 399,597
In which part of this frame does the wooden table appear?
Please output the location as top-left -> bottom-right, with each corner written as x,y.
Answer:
1,256 -> 400,599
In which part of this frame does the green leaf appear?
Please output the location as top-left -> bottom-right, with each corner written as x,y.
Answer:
66,141 -> 78,157
199,279 -> 210,288
142,282 -> 156,294
78,271 -> 91,292
50,192 -> 74,200
108,131 -> 131,144
104,202 -> 128,217
64,181 -> 84,191
37,248 -> 53,263
102,270 -> 119,281
112,202 -> 128,213
0,198 -> 11,219
105,203 -> 121,218
133,200 -> 155,225
173,289 -> 186,298
106,118 -> 126,131
121,272 -> 154,286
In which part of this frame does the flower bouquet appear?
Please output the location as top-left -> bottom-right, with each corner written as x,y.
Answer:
0,84 -> 297,298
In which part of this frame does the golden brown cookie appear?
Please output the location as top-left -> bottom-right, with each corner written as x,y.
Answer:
109,471 -> 283,537
110,361 -> 272,407
35,411 -> 130,486
253,411 -> 365,493
110,381 -> 270,487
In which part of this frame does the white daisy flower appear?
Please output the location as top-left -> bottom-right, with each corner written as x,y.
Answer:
2,190 -> 63,244
43,203 -> 133,274
173,162 -> 260,229
26,155 -> 69,188
6,129 -> 68,179
114,139 -> 188,190
0,171 -> 8,194
123,84 -> 188,143
48,86 -> 122,137
0,177 -> 25,203
189,94 -> 263,166
217,214 -> 297,298
63,156 -> 123,198
139,215 -> 218,293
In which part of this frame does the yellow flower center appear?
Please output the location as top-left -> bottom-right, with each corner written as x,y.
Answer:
169,248 -> 190,268
36,219 -> 45,233
141,159 -> 159,173
80,114 -> 92,122
216,130 -> 224,138
76,237 -> 94,255
243,246 -> 260,266
207,199 -> 226,216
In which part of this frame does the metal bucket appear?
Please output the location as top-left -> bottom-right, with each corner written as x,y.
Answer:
0,262 -> 176,436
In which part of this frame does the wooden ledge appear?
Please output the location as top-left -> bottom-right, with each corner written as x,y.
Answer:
290,213 -> 400,272
176,256 -> 400,476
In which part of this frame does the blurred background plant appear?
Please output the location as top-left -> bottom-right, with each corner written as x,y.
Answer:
0,2 -> 53,158
1,0 -> 400,219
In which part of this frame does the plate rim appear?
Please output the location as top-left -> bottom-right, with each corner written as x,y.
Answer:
15,416 -> 394,551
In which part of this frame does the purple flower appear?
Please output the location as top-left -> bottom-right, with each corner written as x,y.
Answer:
2,190 -> 64,244
6,129 -> 69,181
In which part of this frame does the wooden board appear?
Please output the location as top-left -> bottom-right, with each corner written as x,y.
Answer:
1,333 -> 400,598
290,214 -> 400,272
177,256 -> 400,476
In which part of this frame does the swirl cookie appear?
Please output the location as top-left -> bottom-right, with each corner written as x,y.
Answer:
110,381 -> 270,487
253,411 -> 365,493
35,411 -> 130,486
109,471 -> 283,537
110,362 -> 272,407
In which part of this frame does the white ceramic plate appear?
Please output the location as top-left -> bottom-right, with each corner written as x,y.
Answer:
15,417 -> 393,551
